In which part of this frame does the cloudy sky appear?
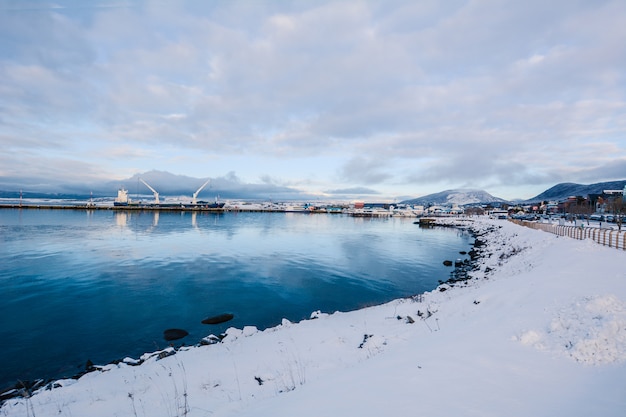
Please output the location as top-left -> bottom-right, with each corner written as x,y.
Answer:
1,0 -> 625,201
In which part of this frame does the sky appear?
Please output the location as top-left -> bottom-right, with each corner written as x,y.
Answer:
1,0 -> 625,201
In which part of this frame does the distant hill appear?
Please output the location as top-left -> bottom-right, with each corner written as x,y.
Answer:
3,172 -> 625,204
104,170 -> 209,196
526,180 -> 626,202
401,189 -> 508,206
0,191 -> 94,199
0,170 -> 315,201
109,170 -> 304,200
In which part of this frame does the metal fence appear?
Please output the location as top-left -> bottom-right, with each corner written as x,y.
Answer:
509,219 -> 626,250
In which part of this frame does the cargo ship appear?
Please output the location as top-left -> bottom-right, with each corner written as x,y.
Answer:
113,188 -> 136,206
113,186 -> 225,209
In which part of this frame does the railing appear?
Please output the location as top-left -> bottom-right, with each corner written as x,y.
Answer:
509,219 -> 626,250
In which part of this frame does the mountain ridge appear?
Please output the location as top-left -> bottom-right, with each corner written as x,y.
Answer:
1,171 -> 625,204
400,189 -> 508,206
527,180 -> 626,202
400,179 -> 626,206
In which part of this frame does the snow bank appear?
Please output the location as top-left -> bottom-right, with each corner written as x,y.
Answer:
519,294 -> 626,365
2,217 -> 625,417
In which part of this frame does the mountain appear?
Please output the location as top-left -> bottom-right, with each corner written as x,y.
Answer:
400,189 -> 508,206
106,170 -> 320,200
104,170 -> 209,196
526,180 -> 626,203
0,170 -> 316,201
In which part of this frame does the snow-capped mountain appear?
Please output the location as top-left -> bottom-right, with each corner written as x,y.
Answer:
526,180 -> 626,203
400,189 -> 508,206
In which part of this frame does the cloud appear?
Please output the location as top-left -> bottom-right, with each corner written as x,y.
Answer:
325,187 -> 380,195
0,0 -> 624,200
574,159 -> 626,183
338,157 -> 393,185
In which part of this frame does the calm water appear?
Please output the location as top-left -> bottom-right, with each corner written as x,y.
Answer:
0,209 -> 472,390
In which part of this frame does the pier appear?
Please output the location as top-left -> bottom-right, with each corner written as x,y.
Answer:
0,204 -> 228,213
0,203 -> 419,217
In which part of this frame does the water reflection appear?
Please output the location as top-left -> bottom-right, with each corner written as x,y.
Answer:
115,210 -> 231,232
115,211 -> 128,227
0,209 -> 472,391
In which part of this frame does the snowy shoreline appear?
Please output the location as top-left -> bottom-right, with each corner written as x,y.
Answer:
2,217 -> 625,416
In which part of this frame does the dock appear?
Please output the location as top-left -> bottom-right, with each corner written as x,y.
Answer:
1,204 -> 413,216
0,204 -> 228,213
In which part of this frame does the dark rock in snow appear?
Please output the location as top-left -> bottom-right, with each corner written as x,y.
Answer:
158,350 -> 176,360
202,313 -> 234,325
163,328 -> 189,341
443,260 -> 453,266
473,239 -> 485,247
0,388 -> 20,402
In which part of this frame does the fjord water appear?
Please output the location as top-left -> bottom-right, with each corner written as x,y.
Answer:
0,209 -> 472,390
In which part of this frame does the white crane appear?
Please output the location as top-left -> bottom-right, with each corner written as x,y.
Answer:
192,179 -> 211,205
139,178 -> 160,204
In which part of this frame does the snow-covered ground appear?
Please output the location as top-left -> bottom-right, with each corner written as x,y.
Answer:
2,217 -> 625,417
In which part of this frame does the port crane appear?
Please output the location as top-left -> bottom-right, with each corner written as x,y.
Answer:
139,178 -> 160,204
192,179 -> 211,205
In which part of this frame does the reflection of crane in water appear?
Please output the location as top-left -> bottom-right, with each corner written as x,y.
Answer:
192,179 -> 211,205
139,178 -> 160,205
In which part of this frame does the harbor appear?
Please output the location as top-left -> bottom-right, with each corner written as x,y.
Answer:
0,201 -> 431,217
0,203 -> 411,216
0,180 -> 428,217
0,203 -> 228,212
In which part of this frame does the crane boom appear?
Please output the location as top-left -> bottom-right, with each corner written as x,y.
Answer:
139,178 -> 160,204
192,179 -> 211,205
